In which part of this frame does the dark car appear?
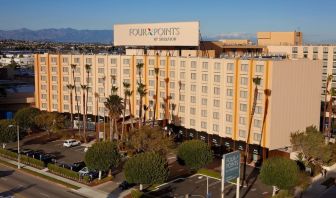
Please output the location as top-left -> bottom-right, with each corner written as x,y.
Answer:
71,161 -> 86,172
118,181 -> 135,190
7,148 -> 18,154
21,149 -> 34,156
32,150 -> 45,160
40,154 -> 56,165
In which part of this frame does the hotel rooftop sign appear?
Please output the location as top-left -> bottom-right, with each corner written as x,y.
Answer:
114,21 -> 199,46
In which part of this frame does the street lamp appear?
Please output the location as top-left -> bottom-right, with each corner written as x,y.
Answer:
8,124 -> 20,169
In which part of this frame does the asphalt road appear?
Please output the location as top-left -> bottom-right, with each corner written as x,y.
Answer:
0,164 -> 85,198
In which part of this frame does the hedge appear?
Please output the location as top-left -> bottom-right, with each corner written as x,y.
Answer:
0,148 -> 44,169
48,163 -> 80,180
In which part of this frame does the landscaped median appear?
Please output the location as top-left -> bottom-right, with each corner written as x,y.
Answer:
197,168 -> 221,179
47,163 -> 90,184
0,148 -> 44,169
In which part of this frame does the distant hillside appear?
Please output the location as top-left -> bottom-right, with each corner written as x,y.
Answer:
0,28 -> 113,43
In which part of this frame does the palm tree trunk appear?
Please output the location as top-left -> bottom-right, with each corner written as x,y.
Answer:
139,97 -> 143,128
95,98 -> 99,141
121,94 -> 127,141
328,98 -> 333,138
86,72 -> 89,134
73,70 -> 81,138
110,117 -> 113,141
114,119 -> 118,140
323,91 -> 328,135
70,91 -> 73,128
153,75 -> 159,127
83,92 -> 87,143
129,98 -> 134,130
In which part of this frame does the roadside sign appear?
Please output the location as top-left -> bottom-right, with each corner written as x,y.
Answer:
223,151 -> 240,182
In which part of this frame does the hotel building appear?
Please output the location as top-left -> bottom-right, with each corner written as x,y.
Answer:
34,53 -> 321,160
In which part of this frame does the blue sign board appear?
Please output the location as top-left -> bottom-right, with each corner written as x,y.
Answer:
223,151 -> 240,182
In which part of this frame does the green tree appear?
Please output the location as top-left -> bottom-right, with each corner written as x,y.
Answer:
259,157 -> 299,196
137,82 -> 147,128
34,112 -> 66,137
177,140 -> 213,170
291,126 -> 333,167
104,92 -> 124,141
14,107 -> 40,134
127,126 -> 173,156
0,119 -> 17,147
124,152 -> 169,190
152,67 -> 159,127
84,141 -> 121,179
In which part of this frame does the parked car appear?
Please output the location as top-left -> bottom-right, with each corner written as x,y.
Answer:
32,150 -> 45,160
40,154 -> 56,165
21,149 -> 34,156
118,181 -> 135,190
63,139 -> 81,148
71,161 -> 86,172
79,167 -> 99,180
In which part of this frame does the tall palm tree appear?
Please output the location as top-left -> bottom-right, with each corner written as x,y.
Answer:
102,76 -> 106,140
85,64 -> 91,129
143,104 -> 149,124
242,76 -> 261,186
171,103 -> 176,123
136,63 -> 144,84
260,89 -> 271,160
323,74 -> 333,136
71,64 -> 81,137
122,81 -> 130,141
126,89 -> 134,130
81,84 -> 89,143
66,84 -> 75,128
164,77 -> 170,126
328,88 -> 336,138
152,68 -> 159,127
94,92 -> 99,141
137,82 -> 147,128
104,94 -> 123,142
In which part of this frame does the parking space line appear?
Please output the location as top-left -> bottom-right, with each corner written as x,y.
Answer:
195,178 -> 207,184
208,180 -> 220,187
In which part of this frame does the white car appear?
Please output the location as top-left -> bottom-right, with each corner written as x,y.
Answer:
63,139 -> 81,147
79,167 -> 89,176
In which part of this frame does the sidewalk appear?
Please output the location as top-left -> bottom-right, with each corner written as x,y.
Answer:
302,163 -> 336,198
0,156 -> 109,198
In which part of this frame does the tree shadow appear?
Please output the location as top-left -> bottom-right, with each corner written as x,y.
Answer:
241,167 -> 259,198
0,184 -> 36,197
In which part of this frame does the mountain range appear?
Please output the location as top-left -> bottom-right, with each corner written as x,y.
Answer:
0,28 -> 113,43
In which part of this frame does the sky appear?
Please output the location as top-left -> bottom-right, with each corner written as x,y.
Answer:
1,0 -> 336,43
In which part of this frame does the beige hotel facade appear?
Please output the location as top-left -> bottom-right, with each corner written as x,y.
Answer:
34,52 -> 322,159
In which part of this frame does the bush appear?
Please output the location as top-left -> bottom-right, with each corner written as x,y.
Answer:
0,148 -> 44,169
0,148 -> 18,159
131,189 -> 144,198
48,163 -> 80,181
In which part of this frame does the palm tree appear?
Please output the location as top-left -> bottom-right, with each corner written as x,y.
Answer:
122,81 -> 130,141
143,104 -> 149,125
66,84 -> 75,128
71,64 -> 81,138
104,94 -> 123,142
260,89 -> 271,160
152,67 -> 159,127
81,84 -> 89,143
137,82 -> 147,128
171,103 -> 176,123
126,89 -> 134,130
328,88 -> 336,138
94,92 -> 99,141
323,74 -> 333,136
85,64 -> 91,127
136,63 -> 144,84
164,77 -> 170,126
242,76 -> 261,186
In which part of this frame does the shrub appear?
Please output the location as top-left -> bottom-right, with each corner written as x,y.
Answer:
20,155 -> 44,169
131,189 -> 144,198
0,148 -> 18,159
47,163 -> 80,181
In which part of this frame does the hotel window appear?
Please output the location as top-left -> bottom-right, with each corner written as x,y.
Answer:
75,77 -> 80,82
179,95 -> 185,101
255,106 -> 262,114
313,54 -> 318,60
180,61 -> 186,68
226,101 -> 232,110
98,78 -> 105,83
201,110 -> 207,117
240,103 -> 247,112
254,119 -> 262,128
63,104 -> 69,110
123,59 -> 130,65
214,75 -> 220,83
98,58 -> 104,64
75,96 -> 81,101
160,92 -> 165,97
214,99 -> 220,107
52,85 -> 57,90
202,74 -> 208,81
226,127 -> 232,135
63,77 -> 68,82
227,76 -> 233,83
62,86 -> 67,91
214,62 -> 221,71
213,124 -> 219,132
253,133 -> 261,141
110,58 -> 117,65
313,47 -> 318,53
41,94 -> 47,99
123,69 -> 129,75
52,67 -> 57,72
180,72 -> 185,79
292,47 -> 298,53
241,64 -> 248,72
180,83 -> 185,90
42,103 -> 47,108
213,112 -> 219,119
191,85 -> 196,92
202,62 -> 208,69
214,87 -> 220,95
52,104 -> 58,109
226,89 -> 233,97
256,65 -> 264,73
239,130 -> 246,138
227,63 -> 234,71
334,56 -> 336,61
40,66 -> 46,72
41,85 -> 47,90
240,90 -> 247,99
149,69 -> 154,76
160,60 -> 166,66
170,82 -> 175,89
190,107 -> 196,115
180,117 -> 185,125
98,88 -> 104,93
191,73 -> 196,80
51,57 -> 57,63
98,68 -> 104,73
170,93 -> 175,99
201,98 -> 207,105
75,67 -> 80,73
202,86 -> 208,93
160,71 -> 165,77
323,47 -> 329,53
160,81 -> 165,88
86,58 -> 92,64
170,60 -> 175,66
170,71 -> 175,78
190,96 -> 196,103
191,61 -> 197,68
40,57 -> 46,63
63,67 -> 69,73
239,116 -> 246,125
190,119 -> 195,126
240,77 -> 248,85
74,58 -> 80,63
52,76 -> 57,82
323,54 -> 328,60
201,122 -> 207,129
257,92 -> 263,100
63,95 -> 69,101
303,47 -> 308,53
41,76 -> 46,81
179,106 -> 185,113
226,114 -> 232,122
62,57 -> 68,63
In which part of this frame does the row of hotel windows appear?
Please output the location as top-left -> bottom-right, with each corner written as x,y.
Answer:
292,47 -> 336,54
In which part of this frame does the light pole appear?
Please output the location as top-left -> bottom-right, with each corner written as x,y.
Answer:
8,124 -> 20,169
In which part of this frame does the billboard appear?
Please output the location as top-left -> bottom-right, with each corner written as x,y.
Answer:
114,21 -> 199,46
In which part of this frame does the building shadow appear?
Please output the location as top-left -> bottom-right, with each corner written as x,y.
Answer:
0,184 -> 35,197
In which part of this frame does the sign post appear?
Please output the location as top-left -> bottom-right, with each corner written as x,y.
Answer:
221,151 -> 241,198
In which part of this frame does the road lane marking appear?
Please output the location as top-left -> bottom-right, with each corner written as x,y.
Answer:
208,180 -> 221,187
40,192 -> 50,197
0,177 -> 8,181
262,192 -> 269,195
